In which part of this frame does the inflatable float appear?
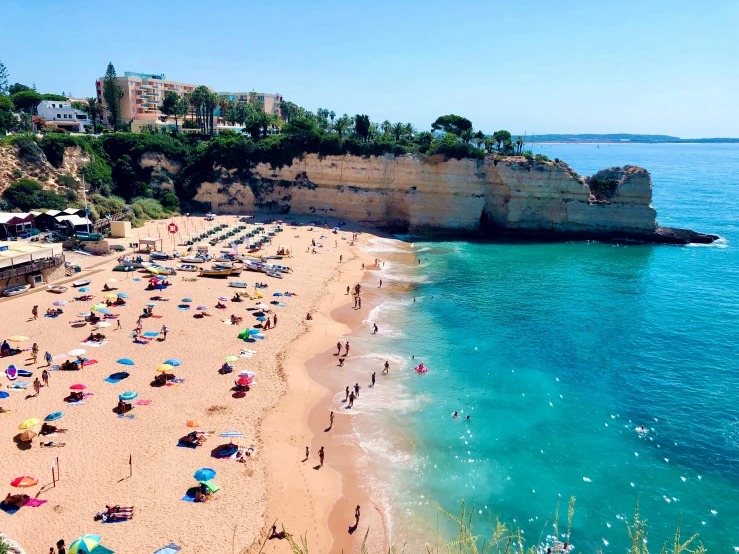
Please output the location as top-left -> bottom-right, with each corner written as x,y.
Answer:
414,363 -> 428,373
6,365 -> 18,380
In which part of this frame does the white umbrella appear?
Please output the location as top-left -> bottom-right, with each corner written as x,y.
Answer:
255,303 -> 269,310
93,322 -> 112,329
238,370 -> 256,378
107,278 -> 118,283
68,349 -> 86,357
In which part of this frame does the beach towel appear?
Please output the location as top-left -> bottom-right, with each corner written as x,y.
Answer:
181,488 -> 198,502
117,413 -> 135,419
201,480 -> 220,493
82,340 -> 108,348
82,359 -> 98,366
0,502 -> 20,514
133,340 -> 149,345
143,332 -> 159,338
7,382 -> 30,389
44,313 -> 59,318
177,440 -> 198,449
150,315 -> 164,318
67,400 -> 85,406
48,365 -> 60,371
134,399 -> 151,406
170,378 -> 184,383
154,543 -> 181,554
25,498 -> 46,507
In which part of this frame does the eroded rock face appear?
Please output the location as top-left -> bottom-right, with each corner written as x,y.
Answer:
139,153 -> 182,191
193,154 -> 659,236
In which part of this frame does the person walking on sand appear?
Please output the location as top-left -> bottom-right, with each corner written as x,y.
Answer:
305,446 -> 309,461
371,372 -> 376,386
44,351 -> 52,367
33,377 -> 41,396
373,323 -> 378,334
355,505 -> 361,527
383,360 -> 389,374
379,279 -> 382,288
348,391 -> 355,408
273,313 -> 278,327
329,411 -> 334,429
319,446 -> 325,467
346,285 -> 350,295
345,342 -> 350,357
340,254 -> 343,263
354,383 -> 361,397
32,305 -> 38,321
42,369 -> 49,387
161,325 -> 169,340
358,297 -> 362,309
31,343 -> 38,364
337,341 -> 342,356
116,319 -> 122,330
345,386 -> 350,401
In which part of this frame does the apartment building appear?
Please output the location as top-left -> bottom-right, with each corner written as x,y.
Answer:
95,72 -> 199,128
36,100 -> 89,132
216,92 -> 283,117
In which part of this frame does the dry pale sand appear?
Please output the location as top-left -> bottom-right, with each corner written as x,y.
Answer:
0,215 -> 386,553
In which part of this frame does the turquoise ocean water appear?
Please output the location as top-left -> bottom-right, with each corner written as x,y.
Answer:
346,144 -> 739,553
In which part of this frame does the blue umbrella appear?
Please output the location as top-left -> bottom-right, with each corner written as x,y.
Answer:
117,293 -> 129,298
79,287 -> 90,292
164,359 -> 182,366
119,391 -> 138,401
182,298 -> 192,303
97,308 -> 111,315
117,358 -> 135,366
193,468 -> 216,482
0,391 -> 9,399
247,329 -> 260,335
256,316 -> 267,321
272,292 -> 283,297
253,333 -> 265,340
45,411 -> 65,421
133,278 -> 141,282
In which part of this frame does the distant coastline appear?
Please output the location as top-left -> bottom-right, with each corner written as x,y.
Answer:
528,134 -> 739,144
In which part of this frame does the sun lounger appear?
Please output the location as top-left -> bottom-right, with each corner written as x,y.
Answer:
7,381 -> 30,389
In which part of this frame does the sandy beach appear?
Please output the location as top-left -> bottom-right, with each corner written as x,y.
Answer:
0,214 -> 394,553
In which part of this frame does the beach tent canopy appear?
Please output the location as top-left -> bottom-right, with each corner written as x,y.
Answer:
139,237 -> 163,251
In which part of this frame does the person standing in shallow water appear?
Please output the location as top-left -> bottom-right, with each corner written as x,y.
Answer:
329,411 -> 334,429
371,372 -> 376,386
337,341 -> 342,355
355,505 -> 361,527
383,360 -> 389,374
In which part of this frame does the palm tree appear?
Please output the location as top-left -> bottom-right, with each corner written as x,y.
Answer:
515,136 -> 525,155
392,122 -> 404,142
380,120 -> 392,135
332,114 -> 352,141
403,123 -> 416,139
460,128 -> 474,143
83,97 -> 102,134
203,91 -> 219,135
329,111 -> 335,125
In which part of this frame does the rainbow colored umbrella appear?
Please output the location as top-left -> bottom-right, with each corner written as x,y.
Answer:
68,534 -> 101,554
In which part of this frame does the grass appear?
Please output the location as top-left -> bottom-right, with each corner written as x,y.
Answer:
234,497 -> 704,554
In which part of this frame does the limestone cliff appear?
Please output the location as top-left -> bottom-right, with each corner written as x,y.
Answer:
193,153 -> 707,242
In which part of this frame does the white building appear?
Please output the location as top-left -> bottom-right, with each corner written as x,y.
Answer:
36,100 -> 89,132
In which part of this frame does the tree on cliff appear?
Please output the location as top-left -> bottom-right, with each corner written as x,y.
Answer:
10,90 -> 42,113
515,135 -> 525,155
159,91 -> 190,133
354,114 -> 371,142
431,115 -> 473,137
492,130 -> 512,151
332,114 -> 353,141
102,62 -> 123,130
0,60 -> 9,96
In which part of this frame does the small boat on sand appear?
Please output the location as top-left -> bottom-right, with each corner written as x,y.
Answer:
176,264 -> 198,272
199,268 -> 232,278
48,285 -> 68,294
72,279 -> 91,287
4,284 -> 31,296
180,256 -> 209,264
229,282 -> 249,288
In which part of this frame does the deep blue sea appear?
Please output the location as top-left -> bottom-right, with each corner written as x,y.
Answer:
347,144 -> 739,553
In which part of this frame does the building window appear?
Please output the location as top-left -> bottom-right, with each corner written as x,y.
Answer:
57,114 -> 61,118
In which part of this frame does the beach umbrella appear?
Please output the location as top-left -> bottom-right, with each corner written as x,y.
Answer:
119,391 -> 138,401
117,293 -> 129,298
224,355 -> 238,362
69,384 -> 87,391
107,278 -> 117,283
238,370 -> 256,378
272,292 -> 283,297
53,300 -> 68,306
255,303 -> 269,310
18,418 -> 40,430
78,287 -> 90,292
237,376 -> 252,386
193,468 -> 216,482
90,304 -> 105,311
218,297 -> 229,302
186,419 -> 202,428
117,358 -> 135,366
44,411 -> 64,421
146,302 -> 157,307
253,333 -> 265,340
196,306 -> 207,311
19,430 -> 38,442
157,364 -> 174,373
182,298 -> 192,303
256,316 -> 267,322
164,359 -> 182,367
68,349 -> 86,357
97,308 -> 111,315
93,322 -> 111,329
6,336 -> 28,343
68,534 -> 101,554
10,476 -> 38,488
0,391 -> 9,399
148,278 -> 160,283
104,294 -> 117,299
77,312 -> 92,317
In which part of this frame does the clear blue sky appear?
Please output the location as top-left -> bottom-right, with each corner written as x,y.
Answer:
3,0 -> 737,137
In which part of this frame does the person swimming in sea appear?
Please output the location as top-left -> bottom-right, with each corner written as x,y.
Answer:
452,411 -> 459,419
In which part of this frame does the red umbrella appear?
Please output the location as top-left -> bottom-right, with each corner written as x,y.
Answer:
11,476 -> 38,488
148,277 -> 161,283
69,384 -> 87,390
237,376 -> 252,386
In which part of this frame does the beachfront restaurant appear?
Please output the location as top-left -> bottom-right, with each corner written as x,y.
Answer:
0,213 -> 35,239
0,241 -> 65,287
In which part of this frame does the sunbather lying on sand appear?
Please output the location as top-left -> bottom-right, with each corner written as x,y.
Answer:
40,423 -> 67,435
40,441 -> 65,447
4,493 -> 30,506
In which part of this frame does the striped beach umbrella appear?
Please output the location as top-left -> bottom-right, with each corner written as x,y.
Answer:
68,534 -> 101,554
10,476 -> 38,488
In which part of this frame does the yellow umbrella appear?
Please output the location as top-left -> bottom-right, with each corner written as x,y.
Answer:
104,294 -> 117,299
18,418 -> 40,430
224,356 -> 238,362
157,364 -> 174,373
6,336 -> 28,343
